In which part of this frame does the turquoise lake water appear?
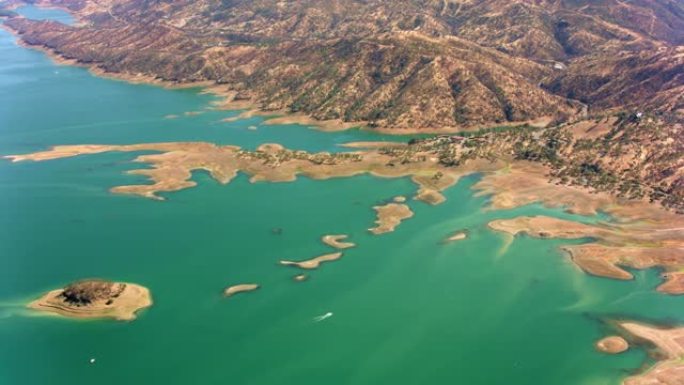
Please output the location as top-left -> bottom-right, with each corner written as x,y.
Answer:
1,6 -> 683,385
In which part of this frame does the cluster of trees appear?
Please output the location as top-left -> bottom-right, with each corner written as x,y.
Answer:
401,111 -> 682,211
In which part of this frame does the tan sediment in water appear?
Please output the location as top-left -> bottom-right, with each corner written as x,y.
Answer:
620,322 -> 684,385
393,196 -> 407,203
27,282 -> 152,321
487,215 -> 684,294
322,235 -> 356,249
369,203 -> 413,235
596,336 -> 629,354
280,252 -> 343,269
445,231 -> 467,242
223,284 -> 259,297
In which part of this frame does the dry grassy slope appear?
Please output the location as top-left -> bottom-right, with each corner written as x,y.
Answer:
559,114 -> 684,209
3,0 -> 684,129
546,47 -> 684,111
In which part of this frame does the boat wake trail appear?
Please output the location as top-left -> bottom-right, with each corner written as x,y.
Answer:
313,312 -> 333,322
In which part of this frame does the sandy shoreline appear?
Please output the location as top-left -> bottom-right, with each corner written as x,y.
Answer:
619,322 -> 684,385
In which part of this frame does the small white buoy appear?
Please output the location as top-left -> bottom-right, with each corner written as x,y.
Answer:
89,358 -> 96,364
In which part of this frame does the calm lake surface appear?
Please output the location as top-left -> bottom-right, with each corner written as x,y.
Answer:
1,6 -> 682,385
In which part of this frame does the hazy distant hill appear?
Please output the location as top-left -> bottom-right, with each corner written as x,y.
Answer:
4,0 -> 684,130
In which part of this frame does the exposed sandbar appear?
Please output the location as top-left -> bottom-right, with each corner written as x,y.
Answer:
280,252 -> 343,269
223,283 -> 259,297
27,280 -> 152,321
322,234 -> 356,249
369,203 -> 413,235
596,336 -> 629,354
445,231 -> 467,243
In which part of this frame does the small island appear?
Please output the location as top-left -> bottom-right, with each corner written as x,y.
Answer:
280,252 -> 343,269
369,203 -> 414,235
322,234 -> 356,249
28,280 -> 152,321
595,336 -> 629,354
223,283 -> 259,297
444,231 -> 468,243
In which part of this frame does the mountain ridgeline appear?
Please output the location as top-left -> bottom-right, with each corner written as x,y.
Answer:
2,0 -> 683,130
